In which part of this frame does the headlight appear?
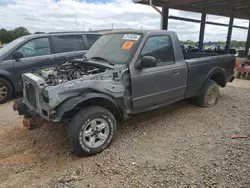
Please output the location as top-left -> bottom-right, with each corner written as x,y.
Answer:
42,89 -> 49,103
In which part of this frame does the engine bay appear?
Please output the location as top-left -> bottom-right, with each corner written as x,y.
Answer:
37,60 -> 107,85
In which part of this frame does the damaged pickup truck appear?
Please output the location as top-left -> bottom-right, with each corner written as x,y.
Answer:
14,30 -> 235,156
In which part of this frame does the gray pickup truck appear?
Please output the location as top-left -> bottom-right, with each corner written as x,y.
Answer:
14,30 -> 235,156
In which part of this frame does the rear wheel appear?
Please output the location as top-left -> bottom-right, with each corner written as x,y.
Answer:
0,78 -> 12,104
68,106 -> 117,156
242,72 -> 247,78
197,80 -> 220,107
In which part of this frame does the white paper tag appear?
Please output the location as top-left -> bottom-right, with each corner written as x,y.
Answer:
122,34 -> 140,41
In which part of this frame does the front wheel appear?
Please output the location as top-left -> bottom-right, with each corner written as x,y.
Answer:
68,106 -> 117,156
0,78 -> 12,104
197,80 -> 220,107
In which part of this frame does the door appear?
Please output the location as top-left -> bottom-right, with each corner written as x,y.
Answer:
52,35 -> 88,64
13,37 -> 55,89
131,35 -> 188,111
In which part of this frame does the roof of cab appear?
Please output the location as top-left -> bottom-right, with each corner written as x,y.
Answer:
104,29 -> 175,35
21,32 -> 102,40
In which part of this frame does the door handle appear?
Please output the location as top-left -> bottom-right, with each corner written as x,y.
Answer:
173,69 -> 180,75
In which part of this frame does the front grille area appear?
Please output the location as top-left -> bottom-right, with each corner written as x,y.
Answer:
25,83 -> 37,108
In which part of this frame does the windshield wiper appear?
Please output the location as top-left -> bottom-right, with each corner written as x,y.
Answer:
90,56 -> 114,66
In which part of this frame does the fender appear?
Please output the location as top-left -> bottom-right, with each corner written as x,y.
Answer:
55,92 -> 121,121
205,67 -> 226,81
0,69 -> 14,81
199,67 -> 227,95
0,69 -> 15,89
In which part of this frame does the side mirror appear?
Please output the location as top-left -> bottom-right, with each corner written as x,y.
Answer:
13,51 -> 23,60
136,56 -> 157,69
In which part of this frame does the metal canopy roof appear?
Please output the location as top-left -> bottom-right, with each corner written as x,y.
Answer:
133,0 -> 250,20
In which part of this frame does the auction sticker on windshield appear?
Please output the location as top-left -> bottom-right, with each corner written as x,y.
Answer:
121,41 -> 134,50
123,34 -> 140,41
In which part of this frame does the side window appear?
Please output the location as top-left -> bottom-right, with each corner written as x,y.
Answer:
141,36 -> 175,66
52,35 -> 85,53
85,34 -> 102,49
16,38 -> 51,58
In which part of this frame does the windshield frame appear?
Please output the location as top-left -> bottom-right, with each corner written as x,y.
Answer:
85,32 -> 144,66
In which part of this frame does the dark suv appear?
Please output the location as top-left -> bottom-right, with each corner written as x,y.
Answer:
0,32 -> 102,103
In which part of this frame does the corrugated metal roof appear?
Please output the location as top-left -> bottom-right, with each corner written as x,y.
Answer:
134,0 -> 250,20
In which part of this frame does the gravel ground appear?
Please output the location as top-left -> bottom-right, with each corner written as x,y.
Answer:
0,79 -> 249,188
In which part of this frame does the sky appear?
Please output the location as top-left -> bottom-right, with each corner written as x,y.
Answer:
0,0 -> 249,42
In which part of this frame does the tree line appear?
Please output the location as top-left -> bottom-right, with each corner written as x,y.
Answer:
0,27 -> 44,44
0,27 -> 30,44
180,40 -> 246,48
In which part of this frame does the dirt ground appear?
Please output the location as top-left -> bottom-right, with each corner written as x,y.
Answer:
0,79 -> 250,188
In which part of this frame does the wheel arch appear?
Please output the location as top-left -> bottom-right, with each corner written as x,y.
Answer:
0,72 -> 15,92
55,93 -> 123,122
209,72 -> 226,87
199,68 -> 226,96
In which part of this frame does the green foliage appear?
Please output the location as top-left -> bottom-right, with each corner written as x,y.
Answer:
34,32 -> 45,34
180,40 -> 195,46
0,27 -> 30,44
230,40 -> 246,48
181,40 -> 247,48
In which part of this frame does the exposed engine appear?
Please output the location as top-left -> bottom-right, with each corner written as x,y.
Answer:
37,61 -> 106,85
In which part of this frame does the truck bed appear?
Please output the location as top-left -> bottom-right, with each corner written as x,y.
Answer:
183,52 -> 227,60
185,54 -> 235,98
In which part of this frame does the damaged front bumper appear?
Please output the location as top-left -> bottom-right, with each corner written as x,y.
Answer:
13,98 -> 37,118
13,99 -> 43,129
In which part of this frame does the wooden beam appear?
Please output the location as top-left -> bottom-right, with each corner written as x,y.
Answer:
194,0 -> 248,9
245,21 -> 250,57
168,15 -> 201,23
226,17 -> 234,53
206,21 -> 229,27
168,0 -> 202,7
172,6 -> 250,20
199,12 -> 206,51
162,5 -> 169,30
233,25 -> 249,30
168,15 -> 250,29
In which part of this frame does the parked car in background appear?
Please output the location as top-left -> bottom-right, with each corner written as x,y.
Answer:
0,32 -> 102,103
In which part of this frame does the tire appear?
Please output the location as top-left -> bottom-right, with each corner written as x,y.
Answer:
236,72 -> 241,79
197,80 -> 220,107
0,78 -> 12,104
242,72 -> 247,78
247,73 -> 250,79
68,106 -> 117,157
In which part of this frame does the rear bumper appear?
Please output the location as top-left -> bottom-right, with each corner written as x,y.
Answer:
13,98 -> 37,118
